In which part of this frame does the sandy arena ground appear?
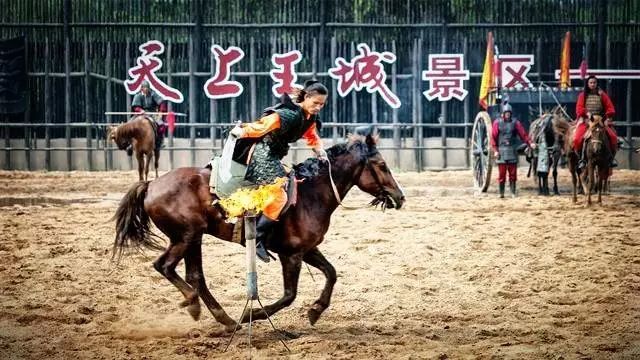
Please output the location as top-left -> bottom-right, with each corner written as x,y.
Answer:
0,168 -> 639,359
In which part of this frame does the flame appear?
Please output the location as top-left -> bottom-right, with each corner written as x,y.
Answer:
218,177 -> 287,218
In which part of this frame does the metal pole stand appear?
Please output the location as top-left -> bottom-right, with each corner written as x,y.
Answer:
224,213 -> 290,357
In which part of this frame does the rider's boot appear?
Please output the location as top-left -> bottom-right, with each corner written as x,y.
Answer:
577,138 -> 588,173
609,148 -> 618,168
499,183 -> 505,198
509,181 -> 517,198
255,215 -> 276,263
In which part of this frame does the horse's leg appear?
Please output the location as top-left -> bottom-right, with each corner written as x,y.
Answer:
586,163 -> 594,206
144,152 -> 151,182
183,238 -> 237,329
240,253 -> 302,323
136,151 -> 144,181
153,242 -> 199,313
154,149 -> 160,179
552,153 -> 560,195
570,167 -> 578,203
302,248 -> 337,326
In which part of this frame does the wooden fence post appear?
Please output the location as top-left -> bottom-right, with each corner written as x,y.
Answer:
167,40 -> 174,170
391,40 -> 400,169
44,37 -> 51,171
84,35 -> 93,170
626,38 -> 632,168
188,36 -> 197,166
105,42 -> 112,170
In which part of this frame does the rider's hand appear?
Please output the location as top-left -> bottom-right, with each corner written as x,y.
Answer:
530,143 -> 537,150
229,126 -> 244,138
605,117 -> 614,127
315,148 -> 328,162
494,151 -> 500,159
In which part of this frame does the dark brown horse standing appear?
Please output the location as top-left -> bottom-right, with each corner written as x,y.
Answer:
583,116 -> 611,205
112,134 -> 405,329
107,115 -> 159,181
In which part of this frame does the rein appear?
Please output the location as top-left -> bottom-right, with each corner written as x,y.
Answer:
326,150 -> 385,210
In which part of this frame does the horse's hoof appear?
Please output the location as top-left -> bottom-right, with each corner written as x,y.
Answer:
186,303 -> 201,321
224,322 -> 240,333
307,305 -> 324,326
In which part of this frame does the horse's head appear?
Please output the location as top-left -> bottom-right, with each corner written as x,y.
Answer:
344,132 -> 405,209
107,124 -> 129,150
588,115 -> 607,156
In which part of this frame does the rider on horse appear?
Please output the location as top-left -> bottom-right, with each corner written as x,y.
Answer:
229,80 -> 329,262
129,80 -> 168,155
491,103 -> 534,198
574,75 -> 618,171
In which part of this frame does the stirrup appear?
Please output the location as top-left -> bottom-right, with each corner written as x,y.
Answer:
255,241 -> 270,263
610,158 -> 618,168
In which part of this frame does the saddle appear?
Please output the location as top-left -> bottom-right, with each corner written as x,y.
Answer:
142,116 -> 166,149
206,156 -> 299,217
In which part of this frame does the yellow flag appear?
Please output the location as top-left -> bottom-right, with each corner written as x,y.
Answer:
479,32 -> 495,110
559,32 -> 571,89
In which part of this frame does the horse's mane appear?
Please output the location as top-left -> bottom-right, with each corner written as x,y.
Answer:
293,136 -> 369,180
551,113 -> 571,135
114,116 -> 151,141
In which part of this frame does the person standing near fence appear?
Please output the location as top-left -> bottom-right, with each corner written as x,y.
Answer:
491,103 -> 535,198
129,80 -> 168,155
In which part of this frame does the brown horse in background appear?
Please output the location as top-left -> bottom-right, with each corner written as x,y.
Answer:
107,115 -> 159,181
582,116 -> 611,205
112,134 -> 405,330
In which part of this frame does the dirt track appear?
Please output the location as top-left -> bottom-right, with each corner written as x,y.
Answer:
1,169 -> 639,359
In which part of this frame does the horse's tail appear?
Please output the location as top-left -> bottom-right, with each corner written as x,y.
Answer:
112,181 -> 164,262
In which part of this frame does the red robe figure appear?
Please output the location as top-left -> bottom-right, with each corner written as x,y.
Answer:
574,75 -> 618,170
491,103 -> 534,198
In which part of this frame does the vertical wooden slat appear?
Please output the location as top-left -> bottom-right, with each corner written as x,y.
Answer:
370,41 -> 378,125
105,42 -> 113,170
536,37 -> 542,84
440,25 -> 447,168
64,0 -> 72,170
250,37 -> 257,119
84,35 -> 92,170
167,40 -> 174,170
605,35 -> 611,93
330,36 -> 338,145
391,39 -> 400,169
625,38 -> 632,168
463,36 -> 470,169
412,38 -> 421,172
125,37 -> 133,170
210,37 -> 218,150
44,37 -> 51,171
350,42 -> 357,124
24,38 -> 31,171
188,36 -> 197,166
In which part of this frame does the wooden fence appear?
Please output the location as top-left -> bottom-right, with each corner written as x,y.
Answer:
1,0 -> 639,170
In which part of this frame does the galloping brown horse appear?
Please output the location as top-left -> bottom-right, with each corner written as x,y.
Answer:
112,133 -> 405,329
107,115 -> 159,181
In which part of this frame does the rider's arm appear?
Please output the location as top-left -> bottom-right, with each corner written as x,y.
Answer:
302,122 -> 323,152
491,120 -> 500,152
236,112 -> 281,138
600,91 -> 616,119
515,121 -> 532,146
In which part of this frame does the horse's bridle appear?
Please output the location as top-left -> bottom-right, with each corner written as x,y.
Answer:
327,149 -> 387,209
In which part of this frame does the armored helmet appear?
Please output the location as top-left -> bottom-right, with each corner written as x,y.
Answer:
501,103 -> 513,114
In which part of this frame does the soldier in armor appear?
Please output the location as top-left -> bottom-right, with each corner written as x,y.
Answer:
491,103 -> 534,198
128,80 -> 168,155
229,80 -> 328,262
574,75 -> 618,170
